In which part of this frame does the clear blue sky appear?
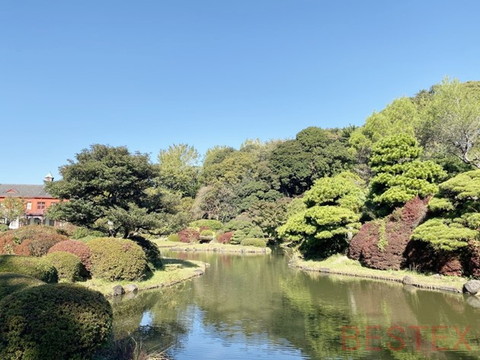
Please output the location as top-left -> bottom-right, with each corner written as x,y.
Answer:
1,0 -> 479,184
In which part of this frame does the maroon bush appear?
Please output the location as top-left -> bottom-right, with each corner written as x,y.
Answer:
48,240 -> 93,271
216,231 -> 234,244
0,226 -> 68,257
178,228 -> 200,243
348,197 -> 430,270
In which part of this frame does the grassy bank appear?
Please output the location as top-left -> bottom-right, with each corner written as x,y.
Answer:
291,254 -> 467,293
83,258 -> 208,296
152,239 -> 272,254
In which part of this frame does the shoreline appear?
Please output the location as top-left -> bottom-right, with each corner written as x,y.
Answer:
289,255 -> 467,295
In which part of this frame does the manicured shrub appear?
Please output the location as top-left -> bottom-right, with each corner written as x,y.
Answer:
129,235 -> 163,270
0,273 -> 44,301
48,239 -> 93,271
230,230 -> 247,245
44,252 -> 87,282
240,238 -> 267,247
0,224 -> 9,232
0,284 -> 112,360
178,228 -> 200,243
72,227 -> 106,240
168,233 -> 180,242
189,219 -> 224,231
0,225 -> 68,256
199,229 -> 215,242
87,238 -> 149,281
216,231 -> 234,244
0,255 -> 58,283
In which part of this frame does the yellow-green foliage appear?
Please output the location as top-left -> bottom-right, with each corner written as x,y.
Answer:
87,238 -> 149,281
428,197 -> 455,212
0,284 -> 112,360
0,273 -> 44,301
440,169 -> 480,199
44,251 -> 87,282
240,238 -> 267,247
189,219 -> 223,230
0,255 -> 58,283
167,233 -> 180,242
411,219 -> 478,251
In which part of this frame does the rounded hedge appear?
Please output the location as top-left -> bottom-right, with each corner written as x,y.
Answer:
44,252 -> 87,282
189,219 -> 224,230
199,229 -> 215,241
167,234 -> 180,242
0,225 -> 68,257
0,284 -> 112,360
240,238 -> 267,247
128,235 -> 163,270
48,239 -> 92,271
87,238 -> 149,281
0,273 -> 44,301
0,255 -> 58,283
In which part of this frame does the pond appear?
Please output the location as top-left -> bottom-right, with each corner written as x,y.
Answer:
112,250 -> 480,360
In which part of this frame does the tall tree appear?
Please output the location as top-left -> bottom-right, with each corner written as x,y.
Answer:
0,197 -> 25,225
46,144 -> 158,237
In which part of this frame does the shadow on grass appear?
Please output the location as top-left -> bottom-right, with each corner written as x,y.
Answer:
161,258 -> 200,268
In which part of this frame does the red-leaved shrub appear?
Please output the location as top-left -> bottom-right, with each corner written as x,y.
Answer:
216,232 -> 234,244
48,240 -> 92,271
0,226 -> 68,257
178,228 -> 200,243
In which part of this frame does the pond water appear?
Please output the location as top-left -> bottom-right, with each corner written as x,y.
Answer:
112,250 -> 480,360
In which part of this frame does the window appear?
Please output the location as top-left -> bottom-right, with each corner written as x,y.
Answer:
26,202 -> 32,210
37,202 -> 46,210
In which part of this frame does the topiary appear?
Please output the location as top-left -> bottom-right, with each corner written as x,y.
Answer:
44,252 -> 87,282
0,255 -> 58,283
0,273 -> 44,301
240,238 -> 267,247
0,284 -> 112,360
167,233 -> 180,242
216,231 -> 234,244
87,238 -> 149,281
189,219 -> 224,231
230,230 -> 247,245
178,228 -> 200,243
0,225 -> 68,257
199,229 -> 215,242
48,239 -> 93,271
128,235 -> 163,270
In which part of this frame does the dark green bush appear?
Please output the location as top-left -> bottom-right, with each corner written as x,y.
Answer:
44,252 -> 87,282
230,230 -> 247,245
128,235 -> 163,270
0,255 -> 58,283
72,227 -> 106,240
87,238 -> 149,281
240,238 -> 267,247
0,284 -> 112,360
189,219 -> 224,231
0,273 -> 44,301
168,234 -> 180,242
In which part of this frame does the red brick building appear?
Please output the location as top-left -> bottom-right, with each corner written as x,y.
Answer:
0,174 -> 61,229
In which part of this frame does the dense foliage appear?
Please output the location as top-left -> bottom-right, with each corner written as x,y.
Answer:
87,238 -> 149,281
0,284 -> 112,360
0,273 -> 44,301
0,255 -> 58,283
44,251 -> 87,282
48,239 -> 93,271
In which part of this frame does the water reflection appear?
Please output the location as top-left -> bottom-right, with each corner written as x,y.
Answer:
112,251 -> 480,360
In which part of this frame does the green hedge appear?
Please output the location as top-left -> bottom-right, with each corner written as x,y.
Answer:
44,252 -> 87,282
0,255 -> 58,283
0,284 -> 112,360
168,234 -> 180,242
0,273 -> 44,301
189,219 -> 224,230
87,238 -> 149,281
240,238 -> 267,247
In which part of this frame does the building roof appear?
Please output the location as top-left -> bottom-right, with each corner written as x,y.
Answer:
0,184 -> 55,198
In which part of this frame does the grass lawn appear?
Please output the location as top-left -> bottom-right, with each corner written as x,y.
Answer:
292,254 -> 467,292
82,258 -> 207,296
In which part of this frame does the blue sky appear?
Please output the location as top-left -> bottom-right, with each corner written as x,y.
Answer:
1,0 -> 479,184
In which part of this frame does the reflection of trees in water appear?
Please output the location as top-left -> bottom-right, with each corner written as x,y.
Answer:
111,284 -> 194,354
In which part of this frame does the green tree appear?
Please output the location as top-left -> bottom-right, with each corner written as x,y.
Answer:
46,144 -> 157,237
157,144 -> 200,198
277,172 -> 366,258
270,127 -> 354,196
0,197 -> 25,225
368,134 -> 446,214
420,78 -> 480,168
